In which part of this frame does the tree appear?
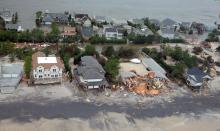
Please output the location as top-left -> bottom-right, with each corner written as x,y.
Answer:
118,47 -> 135,58
35,11 -> 43,26
0,42 -> 15,56
102,46 -> 115,58
12,12 -> 18,24
216,46 -> 220,53
193,47 -> 203,55
36,11 -> 43,19
46,23 -> 60,43
171,63 -> 186,78
31,28 -> 44,43
84,45 -> 96,56
104,57 -> 120,79
24,56 -> 32,79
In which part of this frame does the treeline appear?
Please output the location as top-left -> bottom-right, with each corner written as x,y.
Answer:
90,35 -> 126,44
128,33 -> 185,44
0,23 -> 81,43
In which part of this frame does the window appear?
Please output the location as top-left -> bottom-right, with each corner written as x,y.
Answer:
55,75 -> 58,77
51,75 -> 54,78
39,75 -> 43,78
39,69 -> 42,72
35,75 -> 37,78
53,69 -> 56,72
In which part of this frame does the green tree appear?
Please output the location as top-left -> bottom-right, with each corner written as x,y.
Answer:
84,45 -> 96,56
46,23 -> 60,43
24,56 -> 32,79
36,11 -> 43,19
104,57 -> 120,79
102,46 -> 115,58
0,41 -> 15,56
171,63 -> 186,78
31,28 -> 44,43
118,47 -> 135,58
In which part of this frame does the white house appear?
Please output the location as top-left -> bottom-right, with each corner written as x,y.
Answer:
104,27 -> 123,40
32,52 -> 64,84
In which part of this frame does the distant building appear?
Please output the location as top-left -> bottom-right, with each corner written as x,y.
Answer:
104,27 -> 123,40
81,26 -> 94,40
185,67 -> 212,90
0,64 -> 23,94
180,22 -> 191,30
190,22 -> 206,34
159,18 -> 178,39
149,19 -> 160,27
132,26 -> 153,36
74,56 -> 108,89
41,12 -> 69,25
74,13 -> 89,24
32,52 -> 64,84
5,23 -> 23,32
60,26 -> 76,37
0,9 -> 13,22
94,16 -> 107,24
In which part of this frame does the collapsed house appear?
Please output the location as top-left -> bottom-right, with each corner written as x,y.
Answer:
0,64 -> 23,94
74,56 -> 108,90
119,57 -> 168,95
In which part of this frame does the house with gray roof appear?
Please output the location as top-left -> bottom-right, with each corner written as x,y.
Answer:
81,26 -> 94,40
74,56 -> 108,89
185,67 -> 212,89
159,18 -> 178,39
0,64 -> 23,94
41,12 -> 69,25
94,16 -> 107,24
149,19 -> 160,28
0,9 -> 13,22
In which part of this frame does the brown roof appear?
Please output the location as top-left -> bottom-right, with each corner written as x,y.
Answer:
61,26 -> 76,36
32,52 -> 64,70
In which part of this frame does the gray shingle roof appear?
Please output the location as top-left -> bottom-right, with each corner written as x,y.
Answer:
186,67 -> 212,86
42,13 -> 69,23
105,27 -> 117,33
142,57 -> 166,75
77,56 -> 105,80
5,23 -> 19,30
82,27 -> 93,37
0,64 -> 23,88
161,27 -> 175,34
161,18 -> 177,27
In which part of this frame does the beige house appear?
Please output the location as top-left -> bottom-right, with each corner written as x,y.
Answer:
32,52 -> 64,84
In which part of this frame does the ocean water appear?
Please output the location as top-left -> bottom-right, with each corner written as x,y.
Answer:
0,0 -> 220,29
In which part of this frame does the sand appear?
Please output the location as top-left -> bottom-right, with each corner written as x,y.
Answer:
0,111 -> 219,131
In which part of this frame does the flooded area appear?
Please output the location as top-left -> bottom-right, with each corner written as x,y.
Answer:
0,0 -> 220,29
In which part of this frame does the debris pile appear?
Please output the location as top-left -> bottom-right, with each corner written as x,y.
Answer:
121,71 -> 168,95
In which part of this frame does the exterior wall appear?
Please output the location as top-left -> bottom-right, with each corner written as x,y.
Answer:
33,65 -> 62,79
161,33 -> 175,39
83,19 -> 92,27
105,32 -> 117,40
